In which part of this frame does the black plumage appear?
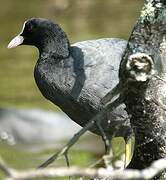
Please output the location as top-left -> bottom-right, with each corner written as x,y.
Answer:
8,18 -> 130,138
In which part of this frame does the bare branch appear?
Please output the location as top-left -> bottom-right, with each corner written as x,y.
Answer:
1,158 -> 166,180
0,157 -> 13,177
38,118 -> 95,168
38,97 -> 123,168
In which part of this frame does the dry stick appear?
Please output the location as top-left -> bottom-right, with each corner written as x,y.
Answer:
96,87 -> 124,154
96,119 -> 110,154
64,152 -> 72,180
154,75 -> 166,84
95,82 -> 125,154
89,158 -> 103,168
151,97 -> 166,112
101,82 -> 123,105
0,157 -> 13,177
78,157 -> 104,180
38,119 -> 95,168
38,96 -> 122,168
64,152 -> 70,167
2,158 -> 166,180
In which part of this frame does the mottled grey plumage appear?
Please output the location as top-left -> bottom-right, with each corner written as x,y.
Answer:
34,38 -> 130,137
8,18 -> 130,138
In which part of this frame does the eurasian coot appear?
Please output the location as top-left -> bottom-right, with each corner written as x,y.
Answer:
8,18 -> 130,138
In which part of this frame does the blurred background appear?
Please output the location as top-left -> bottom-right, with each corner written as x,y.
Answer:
0,0 -> 143,176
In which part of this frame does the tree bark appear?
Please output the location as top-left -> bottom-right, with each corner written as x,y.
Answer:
119,0 -> 166,178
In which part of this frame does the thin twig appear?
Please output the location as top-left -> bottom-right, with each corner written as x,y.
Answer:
89,158 -> 103,168
95,119 -> 110,154
78,157 -> 104,180
151,96 -> 166,111
38,119 -> 95,168
101,83 -> 121,105
64,151 -> 72,180
64,151 -> 70,167
0,157 -> 13,177
38,97 -> 123,168
154,75 -> 166,84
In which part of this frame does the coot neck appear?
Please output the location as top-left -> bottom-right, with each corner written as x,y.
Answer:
36,28 -> 70,60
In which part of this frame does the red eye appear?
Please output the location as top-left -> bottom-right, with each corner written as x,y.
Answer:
28,27 -> 33,32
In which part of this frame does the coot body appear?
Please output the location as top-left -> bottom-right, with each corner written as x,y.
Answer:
8,18 -> 129,137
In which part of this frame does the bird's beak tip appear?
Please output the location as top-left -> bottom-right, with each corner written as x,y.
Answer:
7,35 -> 24,49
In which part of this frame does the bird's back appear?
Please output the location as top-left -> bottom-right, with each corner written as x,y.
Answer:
71,38 -> 127,107
35,38 -> 129,136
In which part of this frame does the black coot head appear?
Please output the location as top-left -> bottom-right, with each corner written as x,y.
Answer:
8,18 -> 69,56
19,18 -> 44,46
